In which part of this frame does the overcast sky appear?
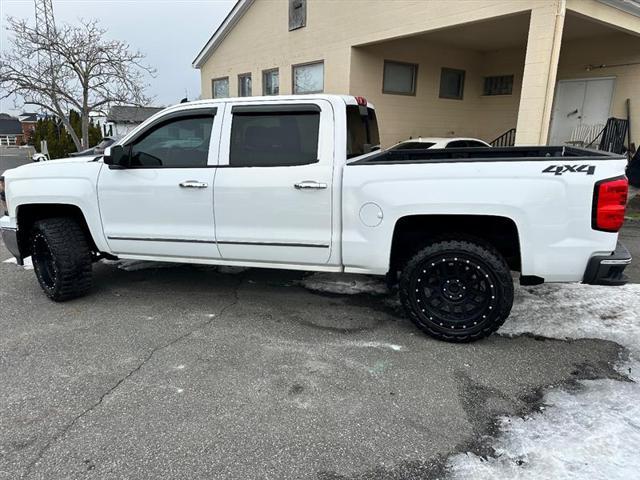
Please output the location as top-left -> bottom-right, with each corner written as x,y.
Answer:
0,0 -> 235,115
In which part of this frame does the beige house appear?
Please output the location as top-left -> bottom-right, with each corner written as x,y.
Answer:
194,0 -> 640,149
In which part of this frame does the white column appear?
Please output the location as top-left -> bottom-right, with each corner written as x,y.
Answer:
515,1 -> 566,145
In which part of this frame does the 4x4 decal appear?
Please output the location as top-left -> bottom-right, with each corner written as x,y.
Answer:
542,165 -> 596,176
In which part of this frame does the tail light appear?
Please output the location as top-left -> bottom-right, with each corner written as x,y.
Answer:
592,176 -> 628,232
0,176 -> 7,216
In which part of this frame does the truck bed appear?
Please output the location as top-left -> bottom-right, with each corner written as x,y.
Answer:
349,146 -> 625,165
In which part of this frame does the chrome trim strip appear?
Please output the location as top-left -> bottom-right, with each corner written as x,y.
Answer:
601,258 -> 632,265
107,236 -> 329,248
217,240 -> 329,248
108,236 -> 216,244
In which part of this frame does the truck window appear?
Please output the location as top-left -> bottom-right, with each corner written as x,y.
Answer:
230,111 -> 320,167
347,106 -> 380,159
129,116 -> 213,168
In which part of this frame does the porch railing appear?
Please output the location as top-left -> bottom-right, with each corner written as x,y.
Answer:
490,128 -> 516,147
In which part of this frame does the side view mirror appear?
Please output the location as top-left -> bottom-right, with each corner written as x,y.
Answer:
103,145 -> 129,169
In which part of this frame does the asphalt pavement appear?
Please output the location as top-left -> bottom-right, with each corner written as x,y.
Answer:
0,239 -> 626,480
0,147 -> 34,173
620,222 -> 639,283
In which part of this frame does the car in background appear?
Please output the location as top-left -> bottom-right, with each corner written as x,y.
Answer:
390,137 -> 491,150
32,152 -> 50,162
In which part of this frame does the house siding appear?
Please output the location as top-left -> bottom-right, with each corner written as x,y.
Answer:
198,0 -> 640,148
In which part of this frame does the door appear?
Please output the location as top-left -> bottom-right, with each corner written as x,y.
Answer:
548,78 -> 615,145
213,100 -> 334,265
98,107 -> 223,259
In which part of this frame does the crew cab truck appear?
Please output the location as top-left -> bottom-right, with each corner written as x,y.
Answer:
0,95 -> 632,343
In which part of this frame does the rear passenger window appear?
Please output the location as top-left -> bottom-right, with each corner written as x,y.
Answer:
445,140 -> 468,149
229,108 -> 320,167
346,106 -> 380,159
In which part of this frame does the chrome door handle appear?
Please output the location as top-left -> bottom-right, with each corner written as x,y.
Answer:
179,180 -> 208,189
294,181 -> 327,190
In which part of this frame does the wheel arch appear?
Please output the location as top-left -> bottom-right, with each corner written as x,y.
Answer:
389,214 -> 522,277
16,203 -> 99,257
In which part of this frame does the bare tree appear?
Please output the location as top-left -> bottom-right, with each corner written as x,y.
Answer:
0,17 -> 155,150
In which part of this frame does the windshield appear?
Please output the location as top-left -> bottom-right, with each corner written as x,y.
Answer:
346,105 -> 380,159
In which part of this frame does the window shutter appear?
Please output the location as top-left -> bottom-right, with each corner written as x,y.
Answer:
289,0 -> 306,31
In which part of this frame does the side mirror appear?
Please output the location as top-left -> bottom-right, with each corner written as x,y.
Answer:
103,145 -> 129,169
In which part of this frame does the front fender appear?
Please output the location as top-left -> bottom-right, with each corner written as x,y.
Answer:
5,163 -> 110,253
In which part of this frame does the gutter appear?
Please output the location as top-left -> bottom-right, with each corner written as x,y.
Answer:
597,0 -> 640,17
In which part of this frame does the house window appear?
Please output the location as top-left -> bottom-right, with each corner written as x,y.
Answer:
483,75 -> 514,96
238,73 -> 252,97
383,60 -> 417,95
292,61 -> 324,94
439,68 -> 465,100
289,0 -> 306,31
212,77 -> 229,99
263,69 -> 279,96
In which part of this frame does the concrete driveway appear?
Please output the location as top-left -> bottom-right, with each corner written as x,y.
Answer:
0,239 -> 627,480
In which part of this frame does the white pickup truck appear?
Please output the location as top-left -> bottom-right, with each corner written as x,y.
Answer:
0,95 -> 632,342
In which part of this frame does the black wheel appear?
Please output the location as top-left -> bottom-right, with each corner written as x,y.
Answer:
30,217 -> 93,301
399,238 -> 514,342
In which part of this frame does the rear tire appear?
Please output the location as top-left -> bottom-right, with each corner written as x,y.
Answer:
30,217 -> 93,301
399,238 -> 513,342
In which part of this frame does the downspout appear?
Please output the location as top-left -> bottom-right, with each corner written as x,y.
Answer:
539,0 -> 567,145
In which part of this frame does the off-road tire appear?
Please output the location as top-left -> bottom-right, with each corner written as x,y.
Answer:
30,217 -> 92,301
399,238 -> 514,342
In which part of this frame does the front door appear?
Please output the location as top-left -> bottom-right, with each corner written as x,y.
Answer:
213,100 -> 334,265
98,108 -> 223,259
548,78 -> 615,145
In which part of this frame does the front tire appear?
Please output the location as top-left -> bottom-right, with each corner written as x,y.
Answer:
31,217 -> 93,301
399,238 -> 514,342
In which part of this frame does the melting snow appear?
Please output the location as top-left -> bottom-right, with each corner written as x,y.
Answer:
301,272 -> 388,295
449,283 -> 640,480
103,259 -> 179,271
2,257 -> 33,270
103,259 -> 249,274
502,283 -> 640,354
300,274 -> 640,478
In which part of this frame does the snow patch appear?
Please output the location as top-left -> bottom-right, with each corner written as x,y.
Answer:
448,377 -> 640,480
301,273 -> 388,295
3,257 -> 33,270
502,283 -> 640,354
449,283 -> 640,480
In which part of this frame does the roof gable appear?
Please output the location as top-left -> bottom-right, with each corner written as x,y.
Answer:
193,0 -> 255,69
0,117 -> 23,135
107,106 -> 164,124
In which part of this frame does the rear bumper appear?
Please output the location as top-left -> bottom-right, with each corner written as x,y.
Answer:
583,242 -> 632,286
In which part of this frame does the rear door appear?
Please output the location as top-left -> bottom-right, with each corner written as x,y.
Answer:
213,100 -> 334,265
